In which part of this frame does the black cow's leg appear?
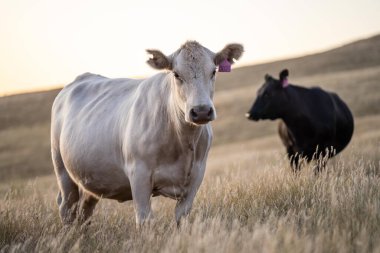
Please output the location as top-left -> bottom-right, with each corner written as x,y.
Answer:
312,148 -> 330,174
314,159 -> 327,174
288,150 -> 301,172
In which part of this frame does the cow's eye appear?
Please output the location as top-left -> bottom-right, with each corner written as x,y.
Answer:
211,69 -> 216,78
173,72 -> 183,82
263,92 -> 270,98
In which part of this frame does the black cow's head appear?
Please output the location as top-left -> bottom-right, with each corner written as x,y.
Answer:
246,69 -> 289,121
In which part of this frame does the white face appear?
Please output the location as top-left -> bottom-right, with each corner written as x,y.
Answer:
171,47 -> 217,125
146,41 -> 244,125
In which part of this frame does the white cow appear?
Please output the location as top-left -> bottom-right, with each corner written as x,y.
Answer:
51,41 -> 244,226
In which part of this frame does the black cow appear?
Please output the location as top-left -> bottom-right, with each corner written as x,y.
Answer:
246,69 -> 354,172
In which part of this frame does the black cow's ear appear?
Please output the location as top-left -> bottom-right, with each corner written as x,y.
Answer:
265,74 -> 271,81
279,69 -> 289,88
279,69 -> 289,82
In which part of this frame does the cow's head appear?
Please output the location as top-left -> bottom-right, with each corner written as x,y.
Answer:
246,69 -> 290,121
147,41 -> 243,125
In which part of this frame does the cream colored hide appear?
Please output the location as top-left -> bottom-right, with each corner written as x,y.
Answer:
51,41 -> 244,226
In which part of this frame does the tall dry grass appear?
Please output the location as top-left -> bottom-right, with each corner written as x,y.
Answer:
1,143 -> 379,253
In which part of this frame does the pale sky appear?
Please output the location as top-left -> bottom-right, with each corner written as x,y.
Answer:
0,0 -> 379,96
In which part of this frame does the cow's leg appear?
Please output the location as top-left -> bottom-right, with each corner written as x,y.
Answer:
175,162 -> 206,226
314,158 -> 328,174
128,161 -> 153,227
58,175 -> 80,224
175,193 -> 196,226
78,191 -> 99,224
52,149 -> 80,224
288,150 -> 301,172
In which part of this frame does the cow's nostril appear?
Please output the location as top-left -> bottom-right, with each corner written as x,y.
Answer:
190,108 -> 198,119
207,107 -> 213,117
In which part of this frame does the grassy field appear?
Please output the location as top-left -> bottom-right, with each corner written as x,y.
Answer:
1,34 -> 380,252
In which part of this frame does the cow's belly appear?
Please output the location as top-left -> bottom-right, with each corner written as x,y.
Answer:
76,165 -> 132,202
61,150 -> 133,202
151,162 -> 191,200
152,184 -> 185,200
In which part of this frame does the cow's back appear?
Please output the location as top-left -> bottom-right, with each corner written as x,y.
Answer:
52,73 -> 141,147
53,73 -> 140,116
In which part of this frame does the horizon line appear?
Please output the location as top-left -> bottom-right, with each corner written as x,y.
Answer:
1,31 -> 378,98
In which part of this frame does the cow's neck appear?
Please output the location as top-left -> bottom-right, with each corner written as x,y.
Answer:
169,109 -> 204,151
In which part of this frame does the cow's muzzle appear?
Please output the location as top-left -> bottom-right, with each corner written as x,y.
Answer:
190,105 -> 215,124
245,112 -> 259,121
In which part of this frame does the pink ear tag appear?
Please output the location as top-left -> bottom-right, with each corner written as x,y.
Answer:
218,59 -> 231,72
282,78 -> 289,88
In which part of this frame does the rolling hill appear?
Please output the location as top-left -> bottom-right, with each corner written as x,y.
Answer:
0,33 -> 379,181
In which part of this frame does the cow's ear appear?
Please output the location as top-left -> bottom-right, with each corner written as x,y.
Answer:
279,69 -> 289,82
214,43 -> 244,65
265,74 -> 271,81
279,69 -> 289,88
146,49 -> 172,70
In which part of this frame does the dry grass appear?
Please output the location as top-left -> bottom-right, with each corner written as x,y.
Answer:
0,124 -> 51,182
1,35 -> 380,252
1,112 -> 380,252
1,139 -> 379,252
